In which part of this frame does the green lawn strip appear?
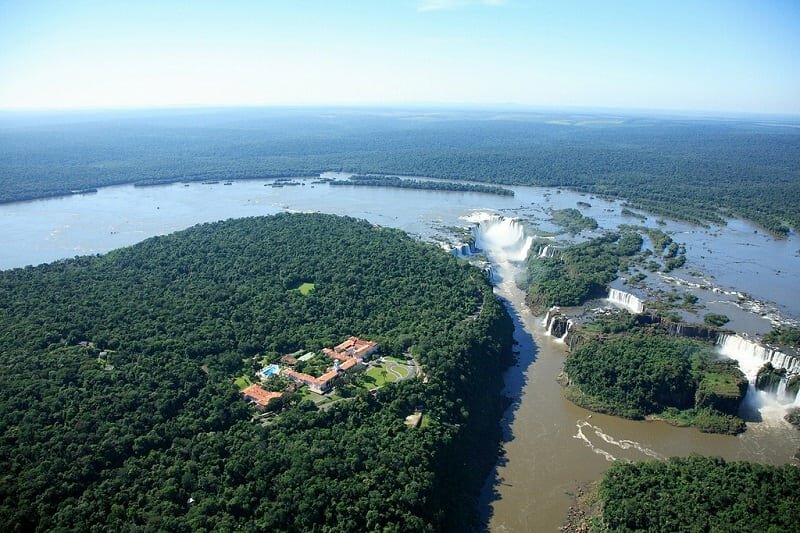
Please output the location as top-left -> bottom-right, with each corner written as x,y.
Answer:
234,375 -> 254,390
388,363 -> 410,379
295,282 -> 315,295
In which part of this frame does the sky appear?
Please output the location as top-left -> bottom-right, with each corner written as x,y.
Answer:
1,0 -> 799,114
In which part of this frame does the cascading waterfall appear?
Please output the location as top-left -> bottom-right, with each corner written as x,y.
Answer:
538,245 -> 561,259
607,288 -> 645,314
542,306 -> 571,340
557,319 -> 574,343
716,334 -> 800,376
776,379 -> 787,401
469,213 -> 533,263
451,243 -> 473,257
716,333 -> 800,411
542,307 -> 557,331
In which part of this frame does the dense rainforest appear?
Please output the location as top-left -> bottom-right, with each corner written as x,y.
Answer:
0,213 -> 514,531
596,456 -> 800,532
1,108 -> 799,235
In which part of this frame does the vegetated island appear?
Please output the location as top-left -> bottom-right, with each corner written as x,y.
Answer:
2,110 -> 798,236
525,231 -> 645,311
0,213 -> 514,531
548,207 -> 598,235
563,314 -> 747,434
329,174 -> 515,196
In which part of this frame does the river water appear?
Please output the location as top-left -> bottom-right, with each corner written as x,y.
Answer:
1,176 -> 799,531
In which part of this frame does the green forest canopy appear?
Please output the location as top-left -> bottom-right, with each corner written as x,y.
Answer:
1,109 -> 799,235
599,456 -> 800,532
0,213 -> 514,531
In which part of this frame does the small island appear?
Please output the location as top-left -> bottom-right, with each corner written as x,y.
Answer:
329,174 -> 515,196
548,207 -> 598,235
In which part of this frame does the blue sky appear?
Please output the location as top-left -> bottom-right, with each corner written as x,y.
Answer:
1,0 -> 798,114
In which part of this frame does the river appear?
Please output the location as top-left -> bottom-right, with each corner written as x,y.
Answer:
1,176 -> 799,531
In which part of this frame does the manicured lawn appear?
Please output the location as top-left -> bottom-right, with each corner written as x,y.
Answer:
362,366 -> 397,388
420,414 -> 432,428
234,375 -> 254,390
295,282 -> 315,295
388,363 -> 410,379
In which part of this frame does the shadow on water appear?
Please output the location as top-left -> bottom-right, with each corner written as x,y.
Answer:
740,404 -> 765,423
475,290 -> 539,531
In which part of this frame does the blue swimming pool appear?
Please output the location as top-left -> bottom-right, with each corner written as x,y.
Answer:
260,364 -> 281,378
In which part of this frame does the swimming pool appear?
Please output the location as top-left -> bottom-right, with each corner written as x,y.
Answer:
260,364 -> 281,378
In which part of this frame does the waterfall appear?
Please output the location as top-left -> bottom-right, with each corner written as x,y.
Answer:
542,306 -> 559,334
538,245 -> 561,259
451,243 -> 472,257
607,288 -> 645,314
542,306 -> 571,340
470,213 -> 533,263
716,333 -> 800,414
557,319 -> 573,343
542,308 -> 554,334
716,334 -> 800,376
776,379 -> 787,401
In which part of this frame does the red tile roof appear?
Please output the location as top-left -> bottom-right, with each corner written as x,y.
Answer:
283,369 -> 323,386
339,358 -> 358,371
282,337 -> 374,393
318,369 -> 339,382
241,385 -> 283,408
333,336 -> 377,359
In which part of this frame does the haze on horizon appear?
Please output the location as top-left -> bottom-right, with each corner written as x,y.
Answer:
1,0 -> 799,115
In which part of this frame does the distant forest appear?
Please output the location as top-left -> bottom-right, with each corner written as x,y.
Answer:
1,108 -> 799,235
0,213 -> 514,531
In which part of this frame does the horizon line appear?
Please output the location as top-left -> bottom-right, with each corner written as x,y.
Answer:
1,102 -> 799,121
